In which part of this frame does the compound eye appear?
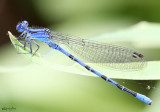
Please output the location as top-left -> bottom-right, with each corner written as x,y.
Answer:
22,20 -> 29,26
16,23 -> 23,32
16,24 -> 21,29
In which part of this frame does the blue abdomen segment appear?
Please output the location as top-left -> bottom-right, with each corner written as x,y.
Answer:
136,93 -> 152,105
55,44 -> 152,105
101,75 -> 152,105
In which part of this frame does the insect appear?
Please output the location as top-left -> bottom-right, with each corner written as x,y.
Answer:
15,20 -> 152,105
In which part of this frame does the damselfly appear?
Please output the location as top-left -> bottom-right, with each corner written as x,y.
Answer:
14,20 -> 152,105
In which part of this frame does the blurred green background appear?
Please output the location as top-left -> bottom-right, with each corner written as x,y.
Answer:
0,0 -> 160,112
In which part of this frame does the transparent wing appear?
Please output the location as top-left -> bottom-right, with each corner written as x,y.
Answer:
51,32 -> 146,70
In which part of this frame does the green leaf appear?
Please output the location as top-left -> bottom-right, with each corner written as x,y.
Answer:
8,22 -> 160,80
8,31 -> 43,64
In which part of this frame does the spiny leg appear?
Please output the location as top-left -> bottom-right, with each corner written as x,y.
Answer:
17,38 -> 33,54
14,37 -> 29,54
14,32 -> 28,49
28,39 -> 32,54
31,40 -> 40,56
